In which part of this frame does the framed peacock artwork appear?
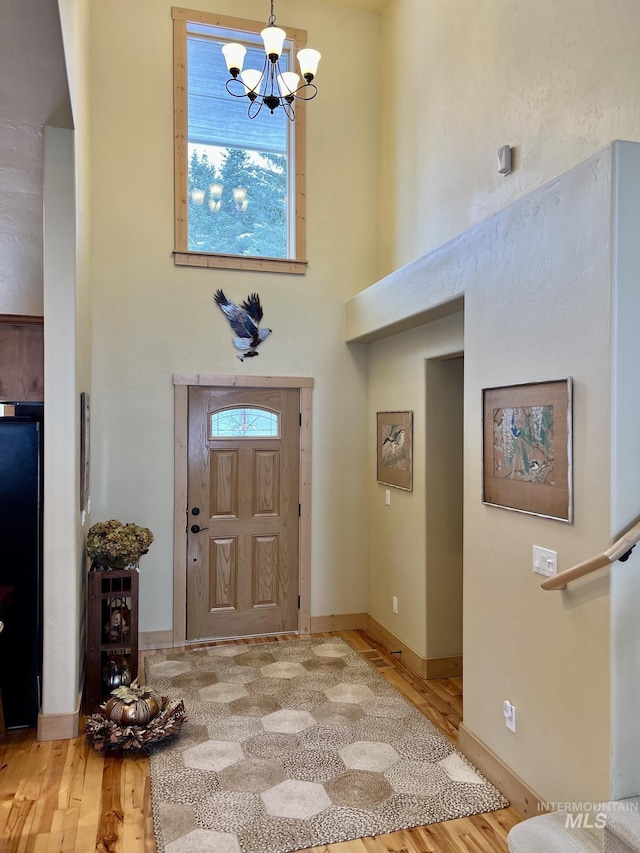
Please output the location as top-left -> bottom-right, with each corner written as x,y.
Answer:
482,378 -> 573,521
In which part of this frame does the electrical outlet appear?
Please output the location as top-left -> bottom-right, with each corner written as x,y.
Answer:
392,596 -> 398,614
385,489 -> 391,506
503,700 -> 516,732
533,545 -> 557,577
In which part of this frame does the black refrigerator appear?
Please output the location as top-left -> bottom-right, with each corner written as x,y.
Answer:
0,401 -> 43,727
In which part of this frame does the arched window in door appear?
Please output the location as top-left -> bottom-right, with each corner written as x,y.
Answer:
209,406 -> 280,439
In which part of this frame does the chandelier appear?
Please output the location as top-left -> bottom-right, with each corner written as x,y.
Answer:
221,0 -> 321,121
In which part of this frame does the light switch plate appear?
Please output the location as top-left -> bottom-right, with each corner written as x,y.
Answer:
533,545 -> 557,577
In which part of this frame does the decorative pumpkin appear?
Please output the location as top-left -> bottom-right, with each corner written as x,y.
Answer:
104,678 -> 162,725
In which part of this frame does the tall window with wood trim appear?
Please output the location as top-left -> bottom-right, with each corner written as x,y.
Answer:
172,8 -> 308,274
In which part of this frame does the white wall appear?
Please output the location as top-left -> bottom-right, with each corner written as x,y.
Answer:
350,147 -> 617,803
39,0 -> 92,731
42,126 -> 80,716
610,142 -> 640,798
88,0 -> 379,633
379,0 -> 640,276
0,0 -> 72,316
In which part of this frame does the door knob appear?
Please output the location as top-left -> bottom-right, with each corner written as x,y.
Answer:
190,524 -> 209,534
0,620 -> 4,633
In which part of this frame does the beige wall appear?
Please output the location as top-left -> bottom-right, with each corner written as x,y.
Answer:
360,0 -> 640,802
88,0 -> 379,632
368,313 -> 464,657
352,147 -> 614,804
379,0 -> 640,276
425,356 -> 463,660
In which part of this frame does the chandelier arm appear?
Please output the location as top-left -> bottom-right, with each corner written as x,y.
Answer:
248,97 -> 265,119
225,79 -> 254,98
281,100 -> 295,121
289,82 -> 318,102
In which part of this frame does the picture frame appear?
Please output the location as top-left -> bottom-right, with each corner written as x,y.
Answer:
80,391 -> 91,513
377,411 -> 413,491
482,378 -> 573,522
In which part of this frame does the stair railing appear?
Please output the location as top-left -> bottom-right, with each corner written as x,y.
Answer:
541,518 -> 640,590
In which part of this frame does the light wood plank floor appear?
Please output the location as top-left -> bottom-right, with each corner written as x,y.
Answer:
0,631 -> 523,852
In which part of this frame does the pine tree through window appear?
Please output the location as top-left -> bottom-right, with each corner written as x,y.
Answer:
173,9 -> 308,274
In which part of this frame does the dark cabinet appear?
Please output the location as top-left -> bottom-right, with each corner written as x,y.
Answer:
85,570 -> 138,712
0,402 -> 43,728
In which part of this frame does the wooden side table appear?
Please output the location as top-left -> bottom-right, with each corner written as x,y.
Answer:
85,570 -> 139,712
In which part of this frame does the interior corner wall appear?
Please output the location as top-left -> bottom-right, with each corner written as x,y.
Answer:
462,150 -> 613,805
353,146 -> 616,805
42,0 -> 92,726
88,0 -> 379,633
379,0 -> 640,276
425,356 -> 463,660
42,125 -> 80,716
610,141 -> 640,799
367,313 -> 464,658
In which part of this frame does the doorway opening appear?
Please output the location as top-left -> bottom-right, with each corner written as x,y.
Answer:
425,355 -> 464,675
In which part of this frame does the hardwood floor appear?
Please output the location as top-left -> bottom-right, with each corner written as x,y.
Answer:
0,631 -> 523,852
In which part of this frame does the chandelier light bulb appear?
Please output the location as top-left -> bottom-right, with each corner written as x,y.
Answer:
297,48 -> 321,82
221,42 -> 246,76
190,188 -> 205,205
209,182 -> 223,200
240,69 -> 264,97
261,24 -> 286,60
277,71 -> 300,99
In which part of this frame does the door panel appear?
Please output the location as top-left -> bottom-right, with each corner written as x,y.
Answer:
187,387 -> 300,641
253,449 -> 280,516
252,534 -> 279,607
209,537 -> 237,611
210,449 -> 238,517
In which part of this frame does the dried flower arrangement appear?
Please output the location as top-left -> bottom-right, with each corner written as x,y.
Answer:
84,678 -> 186,752
87,519 -> 154,570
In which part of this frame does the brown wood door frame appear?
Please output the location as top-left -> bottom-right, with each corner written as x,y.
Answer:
172,374 -> 313,646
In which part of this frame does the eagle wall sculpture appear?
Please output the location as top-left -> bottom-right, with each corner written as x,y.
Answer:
213,290 -> 272,362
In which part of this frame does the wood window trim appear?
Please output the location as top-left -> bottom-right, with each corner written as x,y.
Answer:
172,374 -> 313,646
172,7 -> 308,274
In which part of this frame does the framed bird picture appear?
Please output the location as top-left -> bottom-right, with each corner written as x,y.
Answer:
377,411 -> 413,491
482,378 -> 573,521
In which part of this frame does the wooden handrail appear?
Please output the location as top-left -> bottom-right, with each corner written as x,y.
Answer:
541,518 -> 640,590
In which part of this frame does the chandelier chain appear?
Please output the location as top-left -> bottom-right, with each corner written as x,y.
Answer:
268,0 -> 276,26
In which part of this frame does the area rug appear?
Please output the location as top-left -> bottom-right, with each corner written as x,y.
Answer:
145,638 -> 508,853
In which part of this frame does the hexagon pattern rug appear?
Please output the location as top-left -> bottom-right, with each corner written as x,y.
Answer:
145,638 -> 508,853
